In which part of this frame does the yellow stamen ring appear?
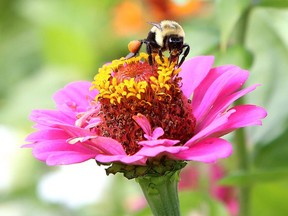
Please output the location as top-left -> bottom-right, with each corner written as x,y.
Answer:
91,53 -> 179,104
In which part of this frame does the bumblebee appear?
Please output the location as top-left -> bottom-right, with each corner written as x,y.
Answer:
126,20 -> 190,67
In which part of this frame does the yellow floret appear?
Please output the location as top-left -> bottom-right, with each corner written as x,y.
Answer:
91,52 -> 179,104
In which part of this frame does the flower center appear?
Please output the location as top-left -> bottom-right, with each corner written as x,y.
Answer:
90,53 -> 196,155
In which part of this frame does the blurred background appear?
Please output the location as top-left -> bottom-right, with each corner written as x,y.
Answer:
1,0 -> 288,215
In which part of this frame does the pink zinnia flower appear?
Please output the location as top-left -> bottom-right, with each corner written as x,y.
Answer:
24,53 -> 266,176
210,164 -> 238,216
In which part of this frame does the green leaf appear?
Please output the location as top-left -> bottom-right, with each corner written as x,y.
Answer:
253,125 -> 288,169
251,182 -> 288,216
258,0 -> 288,8
183,20 -> 219,57
0,67 -> 81,128
42,25 -> 94,72
219,169 -> 288,186
216,0 -> 250,51
245,8 -> 288,145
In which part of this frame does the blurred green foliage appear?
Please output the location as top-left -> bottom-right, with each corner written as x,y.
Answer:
1,0 -> 288,215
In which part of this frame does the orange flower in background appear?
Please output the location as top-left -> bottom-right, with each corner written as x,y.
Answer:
112,0 -> 204,36
113,0 -> 146,36
146,0 -> 203,21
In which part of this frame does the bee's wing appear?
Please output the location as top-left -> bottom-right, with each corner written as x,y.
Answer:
147,21 -> 162,30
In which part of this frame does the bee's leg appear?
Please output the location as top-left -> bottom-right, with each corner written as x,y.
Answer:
168,46 -> 179,66
125,52 -> 137,59
146,42 -> 153,65
178,44 -> 190,67
170,56 -> 179,67
158,49 -> 164,63
168,54 -> 173,66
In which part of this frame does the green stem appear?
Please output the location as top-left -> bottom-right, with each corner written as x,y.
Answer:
234,118 -> 251,216
136,171 -> 181,216
234,5 -> 253,216
235,7 -> 251,46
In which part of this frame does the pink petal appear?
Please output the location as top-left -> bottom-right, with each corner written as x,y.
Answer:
173,138 -> 232,162
88,136 -> 127,155
75,105 -> 101,128
30,110 -> 75,127
25,129 -> 70,142
192,66 -> 248,121
133,114 -> 164,140
132,114 -> 152,136
56,124 -> 95,138
180,56 -> 214,98
22,144 -> 36,148
95,154 -> 146,165
46,151 -> 96,165
138,139 -> 180,147
196,84 -> 260,131
185,109 -> 235,147
135,145 -> 188,157
84,117 -> 102,129
226,105 -> 267,127
53,81 -> 98,113
151,127 -> 164,139
32,140 -> 96,162
209,105 -> 267,137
